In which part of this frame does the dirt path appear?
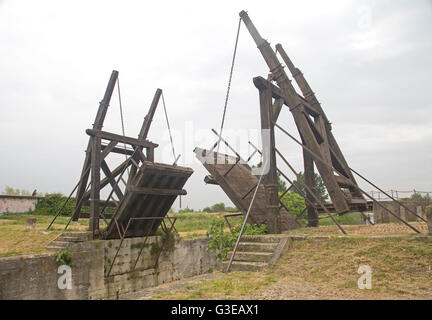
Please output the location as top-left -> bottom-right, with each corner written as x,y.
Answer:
122,272 -> 225,300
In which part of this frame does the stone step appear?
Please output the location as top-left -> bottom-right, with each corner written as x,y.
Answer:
237,242 -> 278,253
46,246 -> 66,252
51,241 -> 74,247
59,232 -> 90,240
228,251 -> 273,263
240,235 -> 285,243
57,236 -> 86,242
222,261 -> 268,272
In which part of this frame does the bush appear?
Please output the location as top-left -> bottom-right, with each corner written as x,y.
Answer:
206,218 -> 267,261
279,192 -> 306,218
401,193 -> 432,203
202,203 -> 239,213
56,249 -> 74,266
34,193 -> 74,216
178,206 -> 194,214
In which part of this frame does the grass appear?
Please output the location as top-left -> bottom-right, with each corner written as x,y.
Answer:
0,211 -> 241,257
151,271 -> 278,300
172,212 -> 243,234
151,236 -> 432,300
319,211 -> 363,226
0,213 -> 89,257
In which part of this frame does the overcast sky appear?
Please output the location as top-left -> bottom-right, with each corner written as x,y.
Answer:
0,0 -> 431,210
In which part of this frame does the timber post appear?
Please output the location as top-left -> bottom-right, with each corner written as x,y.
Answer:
255,77 -> 281,234
72,70 -> 118,222
427,205 -> 432,235
304,149 -> 318,227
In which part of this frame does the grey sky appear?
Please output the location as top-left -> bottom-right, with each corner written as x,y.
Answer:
0,0 -> 431,210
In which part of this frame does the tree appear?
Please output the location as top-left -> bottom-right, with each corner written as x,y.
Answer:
2,186 -> 31,196
203,203 -> 232,213
279,191 -> 306,218
211,203 -> 226,212
292,172 -> 329,203
178,206 -> 194,214
404,193 -> 432,203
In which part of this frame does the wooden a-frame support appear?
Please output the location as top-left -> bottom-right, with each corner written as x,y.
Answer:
240,11 -> 368,228
70,70 -> 162,238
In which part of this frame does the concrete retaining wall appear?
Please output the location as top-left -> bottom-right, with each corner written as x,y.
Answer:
0,236 -> 218,300
0,195 -> 40,214
373,201 -> 431,224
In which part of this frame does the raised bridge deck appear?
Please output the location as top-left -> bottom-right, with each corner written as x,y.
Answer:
103,161 -> 193,240
194,147 -> 301,231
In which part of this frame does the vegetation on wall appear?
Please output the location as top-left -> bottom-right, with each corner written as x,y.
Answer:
206,218 -> 267,261
55,249 -> 74,266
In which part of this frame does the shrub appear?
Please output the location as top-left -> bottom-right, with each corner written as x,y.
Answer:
206,218 -> 267,261
34,193 -> 74,216
279,192 -> 306,218
178,206 -> 194,214
55,249 -> 74,266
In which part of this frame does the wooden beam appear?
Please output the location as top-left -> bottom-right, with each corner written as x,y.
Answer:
100,160 -> 124,200
138,89 -> 162,141
86,129 -> 158,149
83,158 -> 131,200
101,144 -> 135,156
204,175 -> 218,185
256,80 -> 281,234
303,148 -> 318,227
89,136 -> 101,237
79,212 -> 114,219
82,199 -> 118,207
253,76 -> 320,117
126,186 -> 187,196
101,140 -> 119,160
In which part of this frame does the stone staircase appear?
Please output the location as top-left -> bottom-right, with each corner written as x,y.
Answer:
223,235 -> 292,272
47,232 -> 91,252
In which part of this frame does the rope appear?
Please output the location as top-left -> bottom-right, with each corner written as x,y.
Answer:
116,77 -> 130,175
161,92 -> 177,162
217,17 -> 242,153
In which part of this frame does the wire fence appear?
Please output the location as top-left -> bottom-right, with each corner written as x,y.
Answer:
367,189 -> 431,201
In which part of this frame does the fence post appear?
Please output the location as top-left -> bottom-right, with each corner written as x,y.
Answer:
427,206 -> 432,235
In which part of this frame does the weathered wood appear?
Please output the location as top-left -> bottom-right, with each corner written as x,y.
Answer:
254,77 -> 350,214
272,98 -> 284,121
66,71 -> 190,239
138,89 -> 162,141
79,212 -> 114,219
257,80 -> 281,234
82,158 -> 131,201
194,147 -> 300,230
86,129 -> 158,149
89,136 -> 101,238
427,206 -> 432,235
241,11 -> 354,214
101,140 -> 119,160
204,175 -> 218,185
100,160 -> 124,200
104,162 -> 193,239
72,71 -> 119,222
101,144 -> 135,156
82,199 -> 118,207
126,186 -> 187,196
276,43 -> 363,199
304,148 -> 318,227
